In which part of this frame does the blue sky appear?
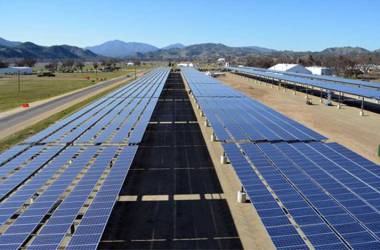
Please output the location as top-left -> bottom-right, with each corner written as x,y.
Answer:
0,0 -> 379,51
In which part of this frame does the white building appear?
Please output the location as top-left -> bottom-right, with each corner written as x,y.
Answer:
217,58 -> 225,64
0,67 -> 33,75
306,66 -> 332,76
126,62 -> 134,66
269,64 -> 311,74
177,63 -> 194,67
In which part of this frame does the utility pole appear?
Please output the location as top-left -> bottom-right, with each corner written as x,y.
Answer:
17,70 -> 21,93
134,64 -> 137,79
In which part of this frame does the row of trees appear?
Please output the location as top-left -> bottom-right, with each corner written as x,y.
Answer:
44,59 -> 141,73
0,58 -> 141,72
0,60 -> 9,68
0,58 -> 37,68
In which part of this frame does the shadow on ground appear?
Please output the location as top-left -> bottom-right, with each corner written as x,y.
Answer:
99,72 -> 243,249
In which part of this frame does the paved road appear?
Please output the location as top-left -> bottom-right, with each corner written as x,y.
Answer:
0,75 -> 129,136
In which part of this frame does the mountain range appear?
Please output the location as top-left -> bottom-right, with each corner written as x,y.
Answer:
0,37 -> 21,47
141,43 -> 278,61
0,37 -> 379,61
86,40 -> 159,58
0,39 -> 98,60
86,40 -> 186,57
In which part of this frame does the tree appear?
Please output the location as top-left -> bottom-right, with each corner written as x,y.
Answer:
61,59 -> 75,72
0,60 -> 9,68
15,58 -> 37,67
246,56 -> 274,68
45,61 -> 58,72
101,60 -> 108,67
93,62 -> 99,74
75,61 -> 85,72
344,68 -> 363,78
24,58 -> 37,67
15,60 -> 26,67
133,60 -> 141,66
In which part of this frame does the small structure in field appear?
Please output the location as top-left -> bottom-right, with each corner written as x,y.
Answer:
269,64 -> 311,74
177,63 -> 194,67
0,66 -> 33,75
306,66 -> 332,76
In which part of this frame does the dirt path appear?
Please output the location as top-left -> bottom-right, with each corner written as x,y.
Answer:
218,73 -> 380,164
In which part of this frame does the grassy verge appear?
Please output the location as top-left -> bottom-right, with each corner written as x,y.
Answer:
0,76 -> 135,153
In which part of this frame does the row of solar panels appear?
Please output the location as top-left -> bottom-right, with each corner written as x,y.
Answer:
0,68 -> 170,249
182,67 -> 380,249
227,66 -> 380,100
0,145 -> 136,249
242,65 -> 380,90
181,67 -> 325,143
225,142 -> 380,249
0,68 -> 170,166
25,68 -> 170,145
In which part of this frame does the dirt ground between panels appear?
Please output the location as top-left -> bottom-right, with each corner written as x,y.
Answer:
218,73 -> 380,164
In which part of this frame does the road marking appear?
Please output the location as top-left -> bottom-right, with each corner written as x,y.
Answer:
142,195 -> 169,201
173,194 -> 201,200
213,236 -> 240,240
173,237 -> 208,241
204,193 -> 225,200
101,240 -> 126,243
118,195 -> 138,201
131,238 -> 167,242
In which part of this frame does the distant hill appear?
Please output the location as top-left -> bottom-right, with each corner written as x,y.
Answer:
1,36 -> 379,62
0,42 -> 98,60
0,37 -> 22,47
243,46 -> 277,54
320,47 -> 370,55
86,40 -> 159,58
161,43 -> 185,50
141,43 -> 276,60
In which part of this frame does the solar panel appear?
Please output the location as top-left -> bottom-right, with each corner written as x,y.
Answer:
65,146 -> 137,249
235,142 -> 380,247
243,65 -> 380,90
221,143 -> 310,248
15,68 -> 170,145
181,68 -> 326,143
26,146 -> 118,248
0,145 -> 64,200
228,66 -> 380,100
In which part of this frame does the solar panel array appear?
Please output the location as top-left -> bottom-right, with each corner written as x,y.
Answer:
24,68 -> 170,145
182,67 -> 380,249
182,67 -> 326,143
0,68 -> 170,249
227,66 -> 380,100
244,65 -> 380,90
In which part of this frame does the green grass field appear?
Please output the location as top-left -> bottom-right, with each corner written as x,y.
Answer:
0,77 -> 134,153
0,67 -> 150,112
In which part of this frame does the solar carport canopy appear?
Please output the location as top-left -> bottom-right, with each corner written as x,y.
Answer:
228,66 -> 380,100
238,66 -> 380,89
